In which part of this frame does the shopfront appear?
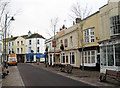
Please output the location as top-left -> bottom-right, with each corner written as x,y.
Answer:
100,39 -> 120,73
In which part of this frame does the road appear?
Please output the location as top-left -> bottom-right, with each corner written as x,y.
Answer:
17,63 -> 96,87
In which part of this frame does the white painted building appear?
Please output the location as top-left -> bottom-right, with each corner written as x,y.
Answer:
25,31 -> 45,62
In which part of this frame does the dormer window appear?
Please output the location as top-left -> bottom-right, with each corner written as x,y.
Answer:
110,15 -> 120,36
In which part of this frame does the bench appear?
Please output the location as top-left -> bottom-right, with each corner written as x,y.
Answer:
60,64 -> 72,74
99,70 -> 120,82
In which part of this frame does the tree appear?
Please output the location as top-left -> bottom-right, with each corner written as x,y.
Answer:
46,17 -> 59,67
70,2 -> 91,70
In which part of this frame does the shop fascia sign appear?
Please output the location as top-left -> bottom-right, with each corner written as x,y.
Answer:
100,39 -> 120,46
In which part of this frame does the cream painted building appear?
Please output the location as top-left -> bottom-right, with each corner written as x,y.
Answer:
15,36 -> 26,63
46,12 -> 100,69
99,0 -> 120,73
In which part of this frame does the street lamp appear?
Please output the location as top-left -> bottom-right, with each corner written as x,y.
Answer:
4,14 -> 15,61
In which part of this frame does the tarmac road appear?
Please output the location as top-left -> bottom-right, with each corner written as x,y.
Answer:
17,63 -> 96,87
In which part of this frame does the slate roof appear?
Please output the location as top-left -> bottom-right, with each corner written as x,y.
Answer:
26,33 -> 45,39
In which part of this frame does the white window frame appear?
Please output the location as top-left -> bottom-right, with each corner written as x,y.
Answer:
69,52 -> 75,65
61,53 -> 65,64
84,27 -> 95,43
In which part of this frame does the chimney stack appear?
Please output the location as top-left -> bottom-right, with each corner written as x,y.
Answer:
76,18 -> 81,23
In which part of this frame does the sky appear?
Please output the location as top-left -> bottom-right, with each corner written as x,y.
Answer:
9,0 -> 108,39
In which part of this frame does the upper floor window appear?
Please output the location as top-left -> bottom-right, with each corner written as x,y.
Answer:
21,48 -> 23,54
9,42 -> 11,46
110,15 -> 120,35
29,40 -> 31,45
21,41 -> 23,45
17,41 -> 19,46
17,48 -> 19,54
37,47 -> 39,52
37,40 -> 39,44
64,39 -> 68,47
70,36 -> 73,47
0,34 -> 2,41
0,44 -> 2,53
84,27 -> 95,43
12,42 -> 14,46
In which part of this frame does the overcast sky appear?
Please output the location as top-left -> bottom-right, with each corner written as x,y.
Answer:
9,0 -> 108,39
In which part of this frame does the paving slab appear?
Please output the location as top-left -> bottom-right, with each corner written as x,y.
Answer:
2,66 -> 24,86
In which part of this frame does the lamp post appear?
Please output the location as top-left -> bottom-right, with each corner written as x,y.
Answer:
4,14 -> 15,61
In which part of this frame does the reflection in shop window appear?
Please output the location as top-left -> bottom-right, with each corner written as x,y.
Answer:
115,44 -> 120,66
107,46 -> 114,66
100,47 -> 107,66
88,51 -> 90,63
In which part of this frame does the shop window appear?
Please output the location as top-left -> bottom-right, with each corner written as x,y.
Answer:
84,52 -> 87,63
88,51 -> 90,63
107,46 -> 114,66
115,44 -> 120,66
100,47 -> 107,66
70,52 -> 75,64
61,53 -> 65,63
91,51 -> 95,63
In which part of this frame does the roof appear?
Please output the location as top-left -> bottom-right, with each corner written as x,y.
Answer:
8,36 -> 18,41
26,33 -> 45,39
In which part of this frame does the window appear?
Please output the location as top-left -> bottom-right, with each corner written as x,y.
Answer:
17,41 -> 19,46
37,40 -> 39,44
91,51 -> 95,63
88,51 -> 90,63
21,41 -> 23,45
0,34 -> 2,41
12,42 -> 14,46
110,15 -> 120,35
84,27 -> 95,43
64,39 -> 68,47
100,47 -> 107,66
9,42 -> 11,46
115,44 -> 120,66
21,48 -> 23,54
70,52 -> 75,64
61,53 -> 65,63
29,47 -> 31,53
17,48 -> 19,54
29,40 -> 31,45
107,46 -> 114,66
82,50 -> 96,64
9,49 -> 11,54
12,48 -> 14,54
84,52 -> 87,63
0,44 -> 2,53
37,47 -> 39,52
70,36 -> 73,47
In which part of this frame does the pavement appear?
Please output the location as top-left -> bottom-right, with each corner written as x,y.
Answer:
1,63 -> 120,87
30,63 -> 120,87
2,66 -> 24,87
